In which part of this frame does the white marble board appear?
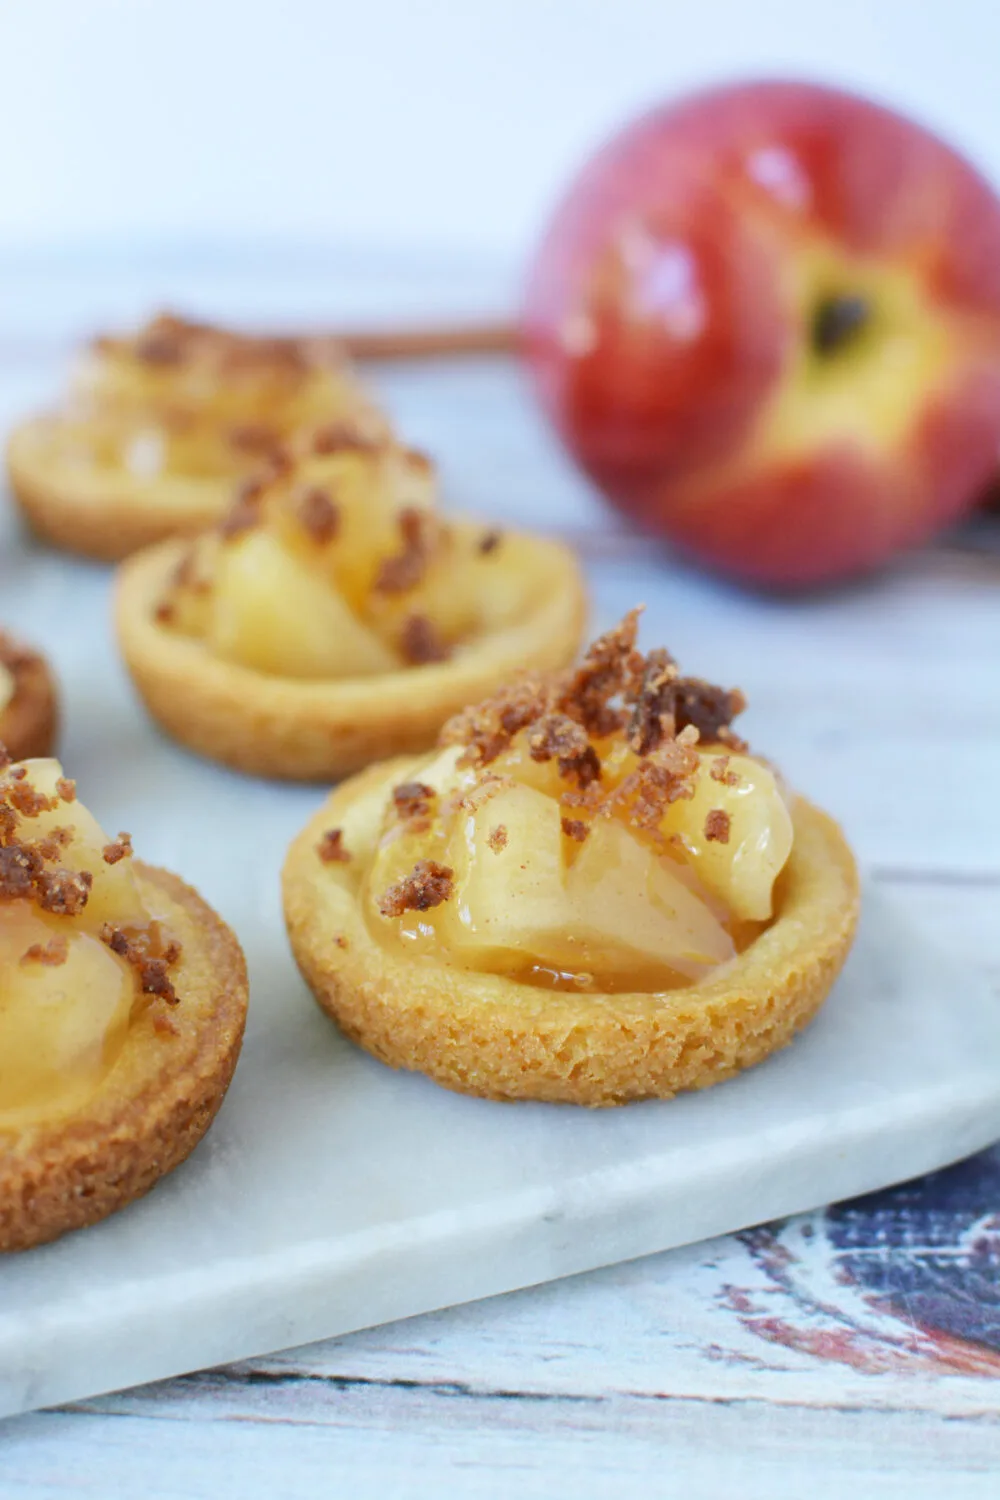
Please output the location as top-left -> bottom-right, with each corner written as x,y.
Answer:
2,522 -> 1000,1423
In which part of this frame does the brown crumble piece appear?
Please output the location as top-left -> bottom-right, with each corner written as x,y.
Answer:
705,809 -> 732,844
32,827 -> 74,863
528,714 -> 603,789
442,674 -> 555,768
154,600 -> 176,625
7,779 -> 59,818
374,508 -> 436,594
378,860 -> 454,917
487,824 -> 508,853
153,1011 -> 180,1037
219,477 -> 267,540
227,422 -> 281,456
317,828 -> 351,864
295,485 -> 340,544
401,614 -> 451,666
102,833 -> 133,866
99,922 -> 181,1005
557,608 -> 645,739
311,422 -> 377,456
55,777 -> 76,803
334,935 -> 349,950
392,782 -> 437,823
20,935 -> 69,968
36,868 -> 93,916
169,547 -> 212,597
627,647 -> 680,755
478,529 -> 502,556
561,816 -> 589,843
710,755 -> 740,786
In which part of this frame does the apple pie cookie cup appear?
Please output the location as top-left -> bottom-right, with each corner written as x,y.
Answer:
6,313 -> 389,562
1,863 -> 248,1251
116,526 -> 588,781
283,758 -> 858,1106
0,756 -> 249,1251
7,424 -> 254,562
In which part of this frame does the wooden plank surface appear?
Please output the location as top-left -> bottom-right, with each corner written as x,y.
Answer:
1,257 -> 999,1496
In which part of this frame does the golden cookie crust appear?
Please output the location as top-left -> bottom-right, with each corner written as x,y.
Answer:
0,634 -> 59,762
115,530 -> 589,781
7,416 -> 234,562
0,863 -> 249,1251
283,759 -> 860,1107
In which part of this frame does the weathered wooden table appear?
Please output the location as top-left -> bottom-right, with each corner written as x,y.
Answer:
1,256 -> 998,1497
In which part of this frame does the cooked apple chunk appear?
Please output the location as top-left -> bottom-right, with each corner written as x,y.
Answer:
365,611 -> 796,993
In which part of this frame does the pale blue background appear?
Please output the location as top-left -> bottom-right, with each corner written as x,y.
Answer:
1,0 -> 996,260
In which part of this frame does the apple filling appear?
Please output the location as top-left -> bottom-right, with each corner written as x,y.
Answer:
44,313 -> 385,485
0,756 -> 181,1126
328,612 -> 793,994
157,431 -> 543,679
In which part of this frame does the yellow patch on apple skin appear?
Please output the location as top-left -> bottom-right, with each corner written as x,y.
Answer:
760,245 -> 956,459
666,239 -> 964,512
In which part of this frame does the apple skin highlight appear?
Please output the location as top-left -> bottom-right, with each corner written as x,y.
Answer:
523,80 -> 1000,587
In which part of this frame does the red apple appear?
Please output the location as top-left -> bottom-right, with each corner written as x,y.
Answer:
523,81 -> 1000,587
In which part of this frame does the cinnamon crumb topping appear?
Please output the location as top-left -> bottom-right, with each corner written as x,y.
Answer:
295,485 -> 340,544
392,781 -> 437,823
400,614 -> 451,665
7,779 -> 59,818
100,922 -> 181,1004
171,548 -> 204,593
487,824 -> 508,853
154,601 -> 176,625
317,828 -> 351,864
334,934 -> 349,949
378,859 -> 454,917
55,777 -> 76,803
125,313 -> 346,380
20,936 -> 69,968
561,817 -> 589,843
527,714 -> 603,788
705,809 -> 732,844
558,608 -> 646,739
33,827 -> 74,863
102,833 -> 133,865
605,741 -> 701,833
442,610 -> 746,788
219,476 -> 267,540
710,755 -> 740,786
374,508 -> 436,594
227,422 -> 281,456
311,421 -> 378,456
478,530 -> 502,556
36,868 -> 94,915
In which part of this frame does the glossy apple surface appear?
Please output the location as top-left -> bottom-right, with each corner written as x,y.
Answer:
523,81 -> 1000,586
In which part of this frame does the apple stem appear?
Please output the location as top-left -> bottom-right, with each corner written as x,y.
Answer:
812,295 -> 870,356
